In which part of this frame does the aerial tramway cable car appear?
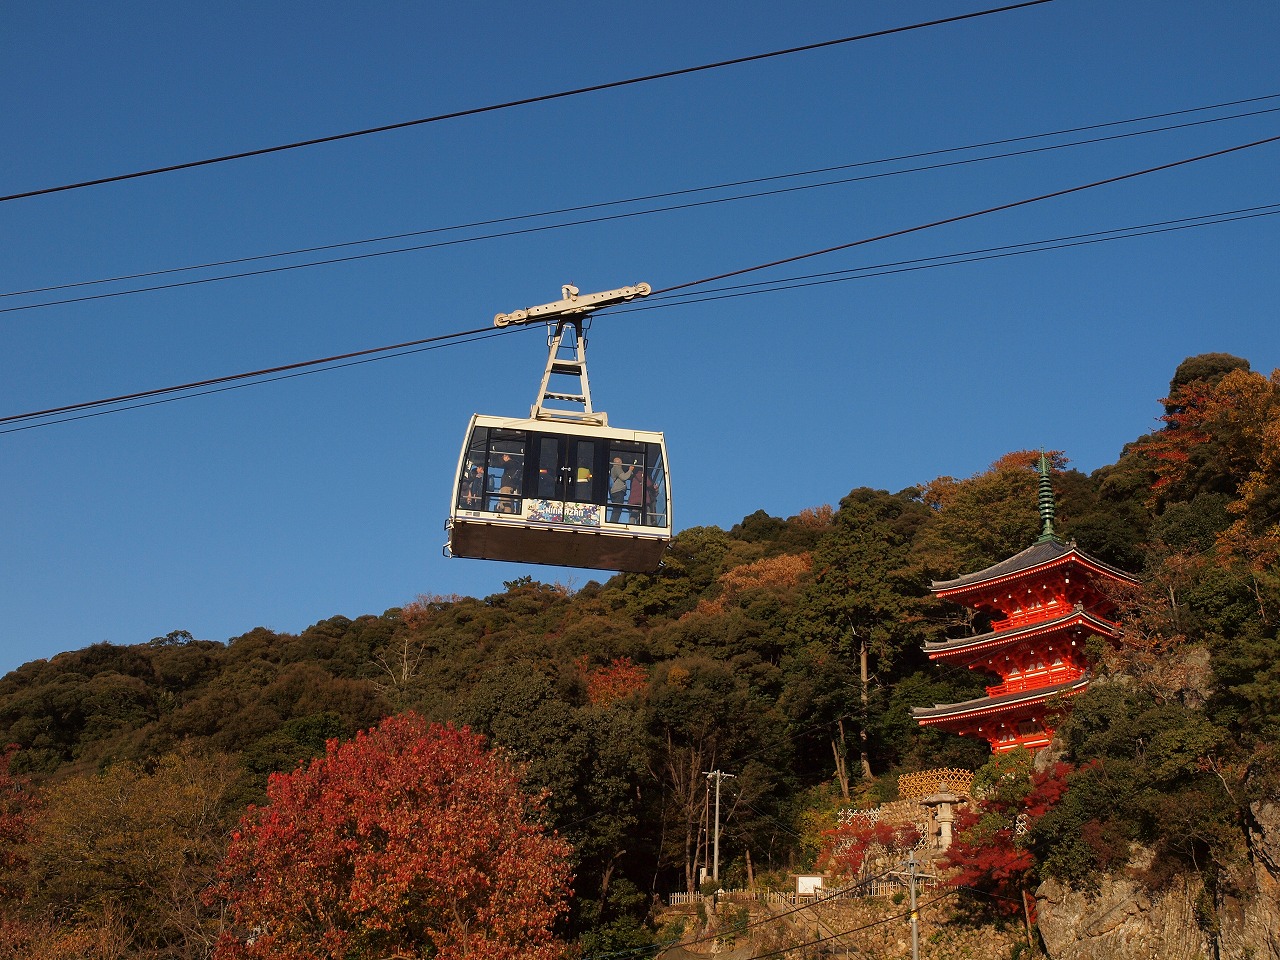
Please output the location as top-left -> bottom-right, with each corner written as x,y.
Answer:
445,283 -> 671,573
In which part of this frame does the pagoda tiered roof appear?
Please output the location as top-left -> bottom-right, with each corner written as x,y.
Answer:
911,454 -> 1139,753
931,539 -> 1138,598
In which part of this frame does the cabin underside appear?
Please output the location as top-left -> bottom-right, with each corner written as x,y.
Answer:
448,517 -> 667,573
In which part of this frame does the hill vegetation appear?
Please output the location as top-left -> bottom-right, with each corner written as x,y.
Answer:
0,352 -> 1276,958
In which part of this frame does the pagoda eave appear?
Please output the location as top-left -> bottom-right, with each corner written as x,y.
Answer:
923,608 -> 1118,661
914,466 -> 1139,754
911,675 -> 1090,725
932,542 -> 1139,600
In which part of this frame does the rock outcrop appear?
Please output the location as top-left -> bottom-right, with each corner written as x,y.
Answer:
1037,868 -> 1211,960
1037,796 -> 1280,960
1214,796 -> 1280,960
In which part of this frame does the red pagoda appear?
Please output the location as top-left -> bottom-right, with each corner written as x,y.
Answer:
912,455 -> 1139,753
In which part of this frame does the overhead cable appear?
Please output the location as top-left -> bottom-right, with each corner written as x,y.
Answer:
1,1 -> 1054,204
5,94 -> 1277,315
5,204 -> 1267,434
0,324 -> 521,428
651,132 -> 1280,295
582,882 -> 948,960
4,133 -> 1277,434
4,201 -> 1273,435
615,203 -> 1280,312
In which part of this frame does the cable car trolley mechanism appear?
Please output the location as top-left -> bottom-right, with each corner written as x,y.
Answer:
445,283 -> 671,573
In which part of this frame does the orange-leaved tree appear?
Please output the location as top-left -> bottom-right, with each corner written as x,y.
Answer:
211,713 -> 573,960
0,746 -> 34,904
581,656 -> 649,707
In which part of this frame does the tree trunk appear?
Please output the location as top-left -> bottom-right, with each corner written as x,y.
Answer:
832,720 -> 850,800
859,636 -> 873,778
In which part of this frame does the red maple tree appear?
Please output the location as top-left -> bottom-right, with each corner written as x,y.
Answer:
210,713 -> 572,960
0,746 -> 34,904
818,813 -> 921,881
939,761 -> 1071,916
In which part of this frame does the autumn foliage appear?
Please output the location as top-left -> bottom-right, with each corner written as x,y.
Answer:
211,713 -> 573,960
939,758 -> 1072,915
818,813 -> 921,881
1,352 -> 1277,951
582,656 -> 649,707
0,747 -> 33,902
696,552 -> 812,615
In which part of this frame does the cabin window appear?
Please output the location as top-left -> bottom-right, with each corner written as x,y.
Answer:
458,432 -> 491,514
488,431 -> 526,514
536,438 -> 561,500
606,441 -> 646,524
570,440 -> 596,503
647,450 -> 667,526
529,435 -> 598,505
458,427 -> 668,527
456,426 -> 527,513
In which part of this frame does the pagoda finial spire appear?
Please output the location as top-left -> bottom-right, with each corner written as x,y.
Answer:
1035,451 -> 1058,543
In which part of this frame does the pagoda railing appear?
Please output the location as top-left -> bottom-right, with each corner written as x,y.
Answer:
985,665 -> 1083,698
991,599 -> 1069,630
993,729 -> 1054,753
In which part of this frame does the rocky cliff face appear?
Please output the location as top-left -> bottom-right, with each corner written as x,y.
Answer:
1037,869 -> 1211,960
1215,797 -> 1280,960
1036,793 -> 1280,960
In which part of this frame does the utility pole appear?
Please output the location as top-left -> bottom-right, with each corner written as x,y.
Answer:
702,770 -> 735,886
890,852 -> 932,960
907,853 -> 919,960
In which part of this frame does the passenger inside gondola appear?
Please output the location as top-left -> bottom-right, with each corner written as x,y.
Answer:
645,464 -> 667,526
497,453 -> 522,513
608,457 -> 636,523
626,465 -> 644,522
462,463 -> 483,507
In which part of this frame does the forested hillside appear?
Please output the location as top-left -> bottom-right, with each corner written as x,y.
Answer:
1,352 -> 1276,958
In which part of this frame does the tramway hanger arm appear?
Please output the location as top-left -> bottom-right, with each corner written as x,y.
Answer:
493,283 -> 651,327
492,282 -> 652,425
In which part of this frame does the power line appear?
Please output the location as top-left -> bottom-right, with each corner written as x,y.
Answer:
6,94 -> 1277,315
614,203 -> 1280,312
738,889 -> 960,960
0,329 -> 530,436
1,1 -> 1055,205
4,200 -> 1274,436
0,323 -> 523,428
583,871 -> 936,960
4,134 -> 1277,435
652,132 -> 1280,295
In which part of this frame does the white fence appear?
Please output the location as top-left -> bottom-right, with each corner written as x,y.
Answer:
666,878 -> 945,907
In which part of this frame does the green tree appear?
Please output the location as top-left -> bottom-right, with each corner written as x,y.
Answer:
914,451 -> 1062,575
1040,683 -> 1240,886
790,487 -> 932,781
26,749 -> 240,957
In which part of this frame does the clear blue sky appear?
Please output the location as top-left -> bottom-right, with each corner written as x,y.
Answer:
3,1 -> 1278,674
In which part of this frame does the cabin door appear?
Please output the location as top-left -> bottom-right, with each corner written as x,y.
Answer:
533,435 -> 598,522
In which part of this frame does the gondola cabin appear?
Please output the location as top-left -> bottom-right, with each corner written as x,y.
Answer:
448,414 -> 670,572
444,282 -> 671,573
